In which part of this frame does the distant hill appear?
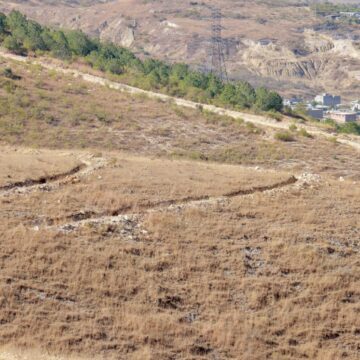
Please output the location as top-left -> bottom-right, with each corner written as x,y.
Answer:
0,0 -> 359,100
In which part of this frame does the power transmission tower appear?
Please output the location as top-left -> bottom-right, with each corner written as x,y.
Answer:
210,6 -> 228,82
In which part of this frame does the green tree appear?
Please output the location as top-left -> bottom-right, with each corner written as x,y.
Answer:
0,12 -> 7,36
3,35 -> 24,54
220,81 -> 256,109
51,31 -> 71,59
66,30 -> 97,56
255,87 -> 283,112
23,20 -> 46,51
184,71 -> 208,89
41,29 -> 57,50
170,63 -> 189,80
6,11 -> 27,36
219,83 -> 236,105
105,58 -> 124,75
206,74 -> 223,98
235,81 -> 256,108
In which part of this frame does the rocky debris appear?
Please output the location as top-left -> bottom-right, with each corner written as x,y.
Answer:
179,309 -> 199,324
328,237 -> 359,254
57,214 -> 143,244
294,172 -> 321,188
243,246 -> 264,275
190,344 -> 213,356
158,295 -> 183,310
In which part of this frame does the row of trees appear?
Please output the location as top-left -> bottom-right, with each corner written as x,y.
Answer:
0,10 -> 283,112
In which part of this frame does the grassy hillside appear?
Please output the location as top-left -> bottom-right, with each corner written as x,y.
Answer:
1,56 -> 360,179
0,33 -> 359,360
0,148 -> 359,360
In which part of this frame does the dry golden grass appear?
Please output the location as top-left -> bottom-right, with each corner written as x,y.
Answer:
0,147 -> 80,188
0,56 -> 359,360
0,153 -> 290,227
0,147 -> 359,359
1,57 -> 360,181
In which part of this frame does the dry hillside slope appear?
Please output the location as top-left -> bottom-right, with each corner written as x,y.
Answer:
0,50 -> 359,359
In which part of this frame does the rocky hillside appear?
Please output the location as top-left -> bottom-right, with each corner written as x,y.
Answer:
0,0 -> 359,99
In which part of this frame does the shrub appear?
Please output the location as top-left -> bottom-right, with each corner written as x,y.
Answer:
267,111 -> 283,122
337,122 -> 360,136
2,67 -> 21,80
274,131 -> 295,142
299,128 -> 313,138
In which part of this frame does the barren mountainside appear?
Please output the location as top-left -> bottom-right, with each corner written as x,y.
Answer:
0,0 -> 359,100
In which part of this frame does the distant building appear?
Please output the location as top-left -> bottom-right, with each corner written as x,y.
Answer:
315,105 -> 330,111
325,14 -> 341,21
339,12 -> 360,19
284,97 -> 302,108
258,38 -> 277,46
307,108 -> 324,120
351,102 -> 360,112
328,111 -> 358,123
315,93 -> 341,108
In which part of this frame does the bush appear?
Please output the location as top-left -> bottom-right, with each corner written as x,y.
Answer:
337,122 -> 360,136
2,67 -> 21,80
274,131 -> 295,142
299,128 -> 313,138
267,111 -> 283,122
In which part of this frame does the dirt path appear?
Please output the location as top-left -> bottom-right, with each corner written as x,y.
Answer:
1,50 -> 359,153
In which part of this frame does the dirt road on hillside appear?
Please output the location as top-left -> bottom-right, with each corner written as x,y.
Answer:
1,50 -> 360,152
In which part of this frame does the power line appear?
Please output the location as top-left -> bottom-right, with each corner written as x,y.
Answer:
210,6 -> 228,82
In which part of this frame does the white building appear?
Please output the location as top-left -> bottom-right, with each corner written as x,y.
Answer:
328,111 -> 358,123
315,93 -> 341,108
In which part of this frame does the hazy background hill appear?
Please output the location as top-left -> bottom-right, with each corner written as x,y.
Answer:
0,0 -> 359,100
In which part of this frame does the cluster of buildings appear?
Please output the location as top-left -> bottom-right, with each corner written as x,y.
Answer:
325,11 -> 360,22
284,93 -> 360,124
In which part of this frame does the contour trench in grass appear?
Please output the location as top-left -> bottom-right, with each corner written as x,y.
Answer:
49,175 -> 299,233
